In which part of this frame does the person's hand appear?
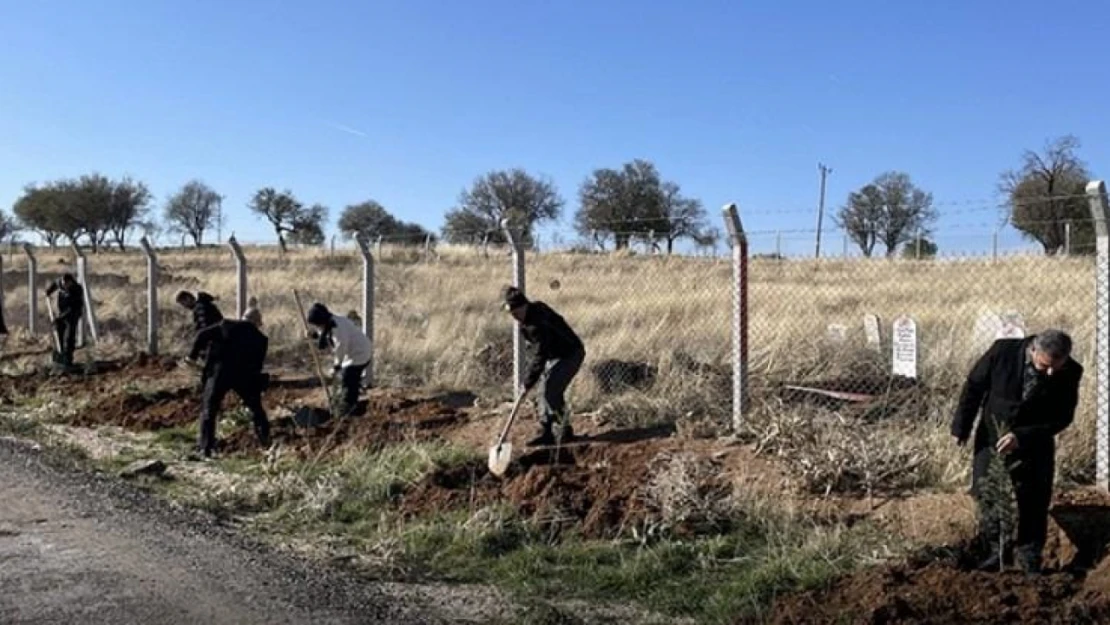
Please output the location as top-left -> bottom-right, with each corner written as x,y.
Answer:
954,435 -> 968,447
181,357 -> 201,369
996,432 -> 1019,455
306,329 -> 319,340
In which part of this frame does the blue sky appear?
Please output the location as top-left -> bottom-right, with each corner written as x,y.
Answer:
1,0 -> 1107,256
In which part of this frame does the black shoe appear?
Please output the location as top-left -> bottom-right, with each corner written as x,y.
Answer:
256,430 -> 272,448
526,428 -> 556,447
1016,547 -> 1043,575
557,424 -> 575,443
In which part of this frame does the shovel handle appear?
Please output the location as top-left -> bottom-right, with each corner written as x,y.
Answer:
494,389 -> 528,449
292,289 -> 336,410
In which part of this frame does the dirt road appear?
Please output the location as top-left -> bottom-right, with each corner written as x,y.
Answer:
0,436 -> 507,625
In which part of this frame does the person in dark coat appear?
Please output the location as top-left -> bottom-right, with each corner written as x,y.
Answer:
176,290 -> 224,333
176,290 -> 225,387
185,315 -> 271,459
502,286 -> 586,446
45,273 -> 84,366
952,330 -> 1083,573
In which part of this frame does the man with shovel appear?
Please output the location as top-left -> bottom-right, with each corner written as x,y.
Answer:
952,329 -> 1082,574
306,302 -> 372,417
502,286 -> 585,446
184,309 -> 270,459
45,273 -> 84,367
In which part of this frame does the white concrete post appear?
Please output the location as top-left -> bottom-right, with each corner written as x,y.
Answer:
1087,180 -> 1110,490
22,244 -> 37,334
0,253 -> 6,335
71,243 -> 99,345
1065,221 -> 1072,256
139,237 -> 159,356
227,236 -> 248,320
423,234 -> 432,262
502,219 -> 526,398
354,235 -> 375,387
722,204 -> 750,429
992,229 -> 999,261
375,235 -> 383,259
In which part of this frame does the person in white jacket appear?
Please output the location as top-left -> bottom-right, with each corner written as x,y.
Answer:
306,302 -> 372,417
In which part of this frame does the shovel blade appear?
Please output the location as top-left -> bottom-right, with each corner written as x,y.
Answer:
487,442 -> 512,477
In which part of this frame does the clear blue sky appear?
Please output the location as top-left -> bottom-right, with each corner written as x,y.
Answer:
1,0 -> 1108,255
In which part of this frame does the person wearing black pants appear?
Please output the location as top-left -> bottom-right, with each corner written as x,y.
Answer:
306,302 -> 372,418
502,286 -> 586,447
46,273 -> 84,367
186,316 -> 271,458
952,330 -> 1083,573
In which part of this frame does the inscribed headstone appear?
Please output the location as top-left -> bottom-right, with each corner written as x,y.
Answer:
998,310 -> 1026,339
892,315 -> 918,379
826,323 -> 848,344
863,314 -> 881,351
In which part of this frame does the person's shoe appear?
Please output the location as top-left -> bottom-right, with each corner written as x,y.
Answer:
256,430 -> 272,448
556,423 -> 575,443
526,427 -> 556,447
1016,547 -> 1043,575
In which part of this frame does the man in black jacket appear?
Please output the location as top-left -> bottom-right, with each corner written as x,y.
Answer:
502,286 -> 586,446
952,330 -> 1083,573
176,290 -> 224,333
45,273 -> 84,367
185,315 -> 271,458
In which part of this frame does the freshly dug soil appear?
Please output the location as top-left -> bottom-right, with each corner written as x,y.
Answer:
763,488 -> 1110,625
400,440 -> 675,539
218,393 -> 468,456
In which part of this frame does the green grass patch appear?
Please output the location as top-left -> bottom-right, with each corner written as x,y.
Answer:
394,507 -> 884,624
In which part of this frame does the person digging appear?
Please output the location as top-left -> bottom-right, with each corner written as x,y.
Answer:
952,329 -> 1083,574
306,302 -> 372,418
45,273 -> 84,369
502,286 -> 585,446
183,308 -> 271,460
176,290 -> 225,387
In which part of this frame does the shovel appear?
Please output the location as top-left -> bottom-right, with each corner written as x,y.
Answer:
291,289 -> 336,417
488,389 -> 530,477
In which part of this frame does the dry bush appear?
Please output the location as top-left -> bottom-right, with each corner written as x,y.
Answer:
638,451 -> 734,538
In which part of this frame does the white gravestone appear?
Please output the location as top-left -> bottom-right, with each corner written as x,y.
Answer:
826,323 -> 848,343
971,312 -> 1004,353
998,310 -> 1026,339
892,315 -> 918,379
864,314 -> 881,351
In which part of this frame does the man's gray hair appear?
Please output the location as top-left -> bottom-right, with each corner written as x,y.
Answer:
1033,329 -> 1073,359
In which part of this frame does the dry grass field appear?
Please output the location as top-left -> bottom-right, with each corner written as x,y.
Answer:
2,242 -> 1107,622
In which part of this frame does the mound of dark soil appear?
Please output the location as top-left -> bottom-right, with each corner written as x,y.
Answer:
763,488 -> 1110,625
218,394 -> 468,456
399,441 -> 675,538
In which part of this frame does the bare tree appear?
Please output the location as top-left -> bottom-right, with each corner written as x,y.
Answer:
442,169 -> 563,245
836,172 -> 936,257
1000,135 -> 1093,255
165,180 -> 223,247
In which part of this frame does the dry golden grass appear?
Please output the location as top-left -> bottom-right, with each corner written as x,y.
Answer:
0,243 -> 1099,489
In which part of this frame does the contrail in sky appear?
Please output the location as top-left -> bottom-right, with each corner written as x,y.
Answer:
323,121 -> 369,138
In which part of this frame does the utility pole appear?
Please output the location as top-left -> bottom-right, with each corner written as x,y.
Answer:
815,163 -> 832,258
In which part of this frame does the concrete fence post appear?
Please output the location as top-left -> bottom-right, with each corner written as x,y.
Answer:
502,219 -> 526,398
1087,179 -> 1110,490
139,237 -> 159,356
423,234 -> 432,262
71,243 -> 99,345
1065,221 -> 1073,256
227,236 -> 248,320
354,235 -> 375,387
22,244 -> 37,334
0,253 -> 6,335
722,203 -> 750,430
992,229 -> 999,262
375,235 -> 383,260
